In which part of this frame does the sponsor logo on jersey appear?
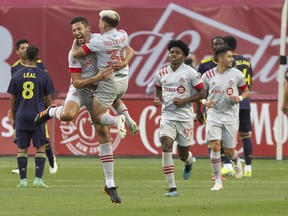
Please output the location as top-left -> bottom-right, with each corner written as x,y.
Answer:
211,89 -> 225,94
163,87 -> 176,92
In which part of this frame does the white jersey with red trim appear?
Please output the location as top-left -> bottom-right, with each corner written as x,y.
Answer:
82,29 -> 129,78
201,67 -> 246,124
68,33 -> 100,80
155,63 -> 204,121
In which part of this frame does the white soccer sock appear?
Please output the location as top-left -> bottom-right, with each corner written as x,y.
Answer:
210,151 -> 222,183
49,106 -> 64,121
99,143 -> 115,188
100,113 -> 117,126
116,104 -> 134,125
184,151 -> 193,166
244,165 -> 252,172
162,152 -> 176,189
223,163 -> 233,171
230,149 -> 239,164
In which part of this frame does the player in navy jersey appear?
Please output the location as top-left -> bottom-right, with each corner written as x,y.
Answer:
11,39 -> 47,76
7,46 -> 55,188
196,36 -> 234,178
9,39 -> 57,174
225,36 -> 254,177
282,67 -> 288,115
197,36 -> 225,75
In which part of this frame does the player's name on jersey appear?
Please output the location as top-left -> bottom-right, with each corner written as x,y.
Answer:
23,72 -> 36,78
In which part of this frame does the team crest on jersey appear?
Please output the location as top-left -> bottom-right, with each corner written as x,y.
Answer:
226,87 -> 234,96
177,86 -> 185,94
59,107 -> 121,155
179,77 -> 185,84
228,79 -> 235,85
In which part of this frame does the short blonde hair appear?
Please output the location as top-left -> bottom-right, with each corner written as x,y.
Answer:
99,10 -> 120,27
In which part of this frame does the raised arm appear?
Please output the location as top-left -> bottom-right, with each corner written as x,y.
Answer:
71,39 -> 89,58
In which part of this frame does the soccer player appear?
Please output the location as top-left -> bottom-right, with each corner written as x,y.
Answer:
200,46 -> 249,190
9,39 -> 57,174
70,10 -> 135,140
7,45 -> 55,188
197,36 -> 234,178
224,36 -> 254,177
35,16 -> 136,203
154,40 -> 206,197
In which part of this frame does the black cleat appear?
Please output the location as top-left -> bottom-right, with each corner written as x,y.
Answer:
104,185 -> 122,204
34,104 -> 57,126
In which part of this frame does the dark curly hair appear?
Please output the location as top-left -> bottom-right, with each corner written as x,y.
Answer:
167,40 -> 190,57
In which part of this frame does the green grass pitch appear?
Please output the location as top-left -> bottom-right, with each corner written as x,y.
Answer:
1,157 -> 288,216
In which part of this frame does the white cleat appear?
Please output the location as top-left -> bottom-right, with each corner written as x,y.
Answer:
128,120 -> 139,136
117,115 -> 127,139
49,155 -> 58,174
234,159 -> 243,179
11,168 -> 20,174
210,182 -> 223,191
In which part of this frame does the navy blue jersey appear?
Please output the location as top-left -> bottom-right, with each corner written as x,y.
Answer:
7,66 -> 54,130
197,56 -> 217,75
11,59 -> 47,76
232,54 -> 253,109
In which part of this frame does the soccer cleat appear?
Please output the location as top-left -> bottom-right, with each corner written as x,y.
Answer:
116,115 -> 126,139
104,185 -> 122,204
49,155 -> 58,174
12,168 -> 20,174
165,188 -> 178,197
128,120 -> 139,136
221,167 -> 235,176
34,104 -> 57,126
17,179 -> 28,188
33,178 -> 49,188
234,159 -> 243,179
182,163 -> 193,180
243,170 -> 252,177
210,182 -> 223,191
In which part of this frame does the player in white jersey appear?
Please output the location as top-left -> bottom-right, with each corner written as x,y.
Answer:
154,40 -> 206,197
200,46 -> 249,191
34,16 -> 138,203
71,10 -> 138,140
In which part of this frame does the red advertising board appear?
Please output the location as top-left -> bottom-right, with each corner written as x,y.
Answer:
0,98 -> 287,157
0,0 -> 284,98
